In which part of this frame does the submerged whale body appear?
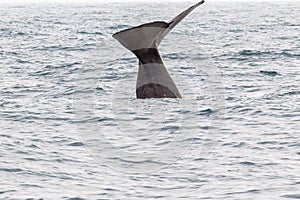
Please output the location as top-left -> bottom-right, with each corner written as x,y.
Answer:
113,0 -> 205,99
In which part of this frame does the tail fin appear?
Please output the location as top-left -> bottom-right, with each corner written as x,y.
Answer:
112,0 -> 205,52
157,0 -> 205,45
112,21 -> 168,51
112,1 -> 205,99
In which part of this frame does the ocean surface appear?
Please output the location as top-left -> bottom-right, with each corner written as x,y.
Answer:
0,1 -> 299,199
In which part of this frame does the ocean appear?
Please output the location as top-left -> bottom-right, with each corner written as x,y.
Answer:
0,1 -> 299,199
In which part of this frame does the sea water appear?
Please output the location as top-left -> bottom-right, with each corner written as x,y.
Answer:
0,1 -> 299,199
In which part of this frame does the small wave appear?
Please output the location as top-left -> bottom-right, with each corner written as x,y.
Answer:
257,141 -> 277,145
133,116 -> 150,120
67,198 -> 86,200
282,22 -> 300,27
233,142 -> 247,147
23,157 -> 38,161
0,28 -> 10,32
67,142 -> 84,147
77,31 -> 103,35
73,116 -> 101,124
228,29 -> 244,33
278,91 -> 300,97
109,24 -> 131,30
60,62 -> 82,68
16,59 -> 32,64
95,86 -> 104,91
239,161 -> 256,166
193,157 -> 207,161
15,32 -> 26,36
32,70 -> 53,76
31,62 -> 81,76
280,51 -> 300,58
0,30 -> 28,37
109,157 -> 166,165
239,50 -> 267,56
164,53 -> 188,60
281,194 -> 300,199
33,45 -> 93,52
225,189 -> 260,195
234,49 -> 299,59
0,168 -> 23,172
260,70 -> 280,76
19,183 -> 43,188
198,108 -> 213,116
0,190 -> 17,194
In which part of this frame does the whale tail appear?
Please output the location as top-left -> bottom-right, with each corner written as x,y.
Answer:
112,21 -> 168,53
112,0 -> 205,98
113,0 -> 205,51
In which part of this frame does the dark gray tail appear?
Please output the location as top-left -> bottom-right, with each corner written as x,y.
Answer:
112,1 -> 205,98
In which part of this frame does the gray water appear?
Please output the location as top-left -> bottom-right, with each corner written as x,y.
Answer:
0,1 -> 299,199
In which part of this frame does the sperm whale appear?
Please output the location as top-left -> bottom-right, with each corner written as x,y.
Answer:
113,0 -> 205,99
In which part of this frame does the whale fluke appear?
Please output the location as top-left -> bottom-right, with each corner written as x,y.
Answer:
113,0 -> 205,99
